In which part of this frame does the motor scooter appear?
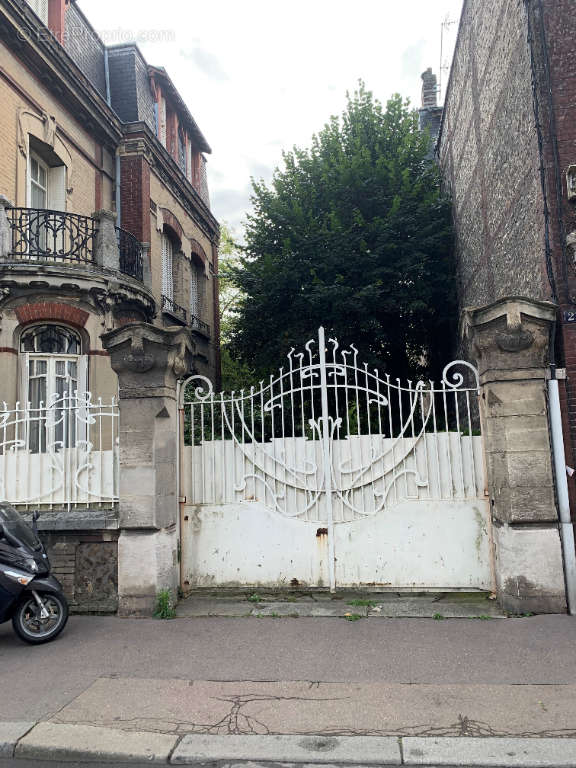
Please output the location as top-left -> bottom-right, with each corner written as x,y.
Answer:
0,503 -> 68,644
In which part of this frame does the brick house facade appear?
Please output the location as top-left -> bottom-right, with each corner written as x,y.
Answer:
437,0 -> 576,608
0,0 -> 220,611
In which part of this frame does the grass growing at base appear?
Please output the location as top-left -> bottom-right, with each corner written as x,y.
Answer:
347,599 -> 378,608
154,589 -> 176,620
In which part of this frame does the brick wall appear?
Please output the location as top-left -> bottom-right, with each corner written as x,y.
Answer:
439,0 -> 576,520
120,154 -> 151,243
531,0 -> 576,473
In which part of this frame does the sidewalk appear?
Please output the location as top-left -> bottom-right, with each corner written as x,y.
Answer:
1,602 -> 575,765
175,589 -> 506,619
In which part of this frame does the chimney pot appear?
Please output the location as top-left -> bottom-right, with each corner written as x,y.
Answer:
421,68 -> 438,108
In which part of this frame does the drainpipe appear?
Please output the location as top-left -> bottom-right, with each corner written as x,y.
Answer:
548,364 -> 576,615
115,153 -> 121,229
104,48 -> 112,106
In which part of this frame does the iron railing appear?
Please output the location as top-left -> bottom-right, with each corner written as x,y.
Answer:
0,392 -> 119,510
6,208 -> 95,265
116,226 -> 144,281
162,294 -> 187,323
189,313 -> 210,338
3,208 -> 145,283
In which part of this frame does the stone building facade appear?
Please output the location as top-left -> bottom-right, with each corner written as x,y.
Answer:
437,0 -> 576,612
0,0 -> 220,612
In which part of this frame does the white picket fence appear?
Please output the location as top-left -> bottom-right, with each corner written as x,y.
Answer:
0,393 -> 119,509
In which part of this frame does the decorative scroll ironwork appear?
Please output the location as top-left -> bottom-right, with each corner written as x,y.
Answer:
0,393 -> 119,510
182,328 -> 483,527
162,294 -> 187,323
189,313 -> 210,338
6,208 -> 95,265
116,226 -> 144,281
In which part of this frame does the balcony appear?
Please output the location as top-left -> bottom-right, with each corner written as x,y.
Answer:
161,294 -> 187,324
0,200 -> 155,322
2,207 -> 143,282
190,313 -> 210,338
161,296 -> 211,338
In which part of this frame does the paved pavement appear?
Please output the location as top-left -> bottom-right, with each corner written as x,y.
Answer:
1,607 -> 575,764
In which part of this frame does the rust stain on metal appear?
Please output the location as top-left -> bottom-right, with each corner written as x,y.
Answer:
316,527 -> 328,537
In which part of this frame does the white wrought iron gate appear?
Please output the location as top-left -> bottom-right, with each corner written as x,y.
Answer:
179,329 -> 492,591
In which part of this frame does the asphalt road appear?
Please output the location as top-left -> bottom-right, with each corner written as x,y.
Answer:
1,613 -> 575,723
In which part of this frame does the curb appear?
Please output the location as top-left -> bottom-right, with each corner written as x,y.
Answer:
3,721 -> 576,766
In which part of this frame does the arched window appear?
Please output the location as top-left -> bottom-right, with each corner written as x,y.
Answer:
19,324 -> 86,452
161,232 -> 174,301
21,325 -> 81,354
189,259 -> 203,321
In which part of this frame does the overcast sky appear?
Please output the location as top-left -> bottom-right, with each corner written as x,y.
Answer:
79,0 -> 463,235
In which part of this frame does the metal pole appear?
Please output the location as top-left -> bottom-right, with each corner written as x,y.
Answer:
548,375 -> 576,615
318,327 -> 336,592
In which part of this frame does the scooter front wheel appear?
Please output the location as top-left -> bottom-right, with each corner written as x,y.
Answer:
12,592 -> 69,644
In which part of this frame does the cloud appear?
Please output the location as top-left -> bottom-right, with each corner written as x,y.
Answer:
401,39 -> 426,79
180,46 -> 229,81
211,187 -> 252,228
248,161 -> 274,183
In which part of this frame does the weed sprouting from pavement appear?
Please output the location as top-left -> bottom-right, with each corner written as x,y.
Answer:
154,589 -> 176,620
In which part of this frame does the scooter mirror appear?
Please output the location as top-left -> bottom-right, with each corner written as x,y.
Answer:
32,510 -> 40,535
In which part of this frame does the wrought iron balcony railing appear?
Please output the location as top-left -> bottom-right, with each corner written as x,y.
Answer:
189,313 -> 210,338
3,208 -> 145,283
161,294 -> 187,323
116,226 -> 144,281
6,207 -> 95,265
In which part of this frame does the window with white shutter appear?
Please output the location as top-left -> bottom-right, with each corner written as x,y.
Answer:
190,264 -> 199,318
26,0 -> 48,24
161,234 -> 173,300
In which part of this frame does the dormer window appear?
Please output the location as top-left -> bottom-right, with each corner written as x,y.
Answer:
178,127 -> 186,175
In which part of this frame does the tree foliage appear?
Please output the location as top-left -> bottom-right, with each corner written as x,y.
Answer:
228,83 -> 456,382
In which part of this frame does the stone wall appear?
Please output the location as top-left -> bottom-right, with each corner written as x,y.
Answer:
438,0 -> 551,310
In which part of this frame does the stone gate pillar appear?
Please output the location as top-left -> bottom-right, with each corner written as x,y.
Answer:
463,297 -> 567,614
102,323 -> 193,616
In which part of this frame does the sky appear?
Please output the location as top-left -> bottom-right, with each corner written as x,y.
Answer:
79,0 -> 463,236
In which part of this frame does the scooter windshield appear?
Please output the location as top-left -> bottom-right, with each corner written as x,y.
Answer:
0,503 -> 40,550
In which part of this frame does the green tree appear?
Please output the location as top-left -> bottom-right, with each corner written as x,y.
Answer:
229,83 -> 456,382
218,223 -> 254,391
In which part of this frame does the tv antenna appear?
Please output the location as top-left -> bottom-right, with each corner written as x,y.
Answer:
439,15 -> 458,103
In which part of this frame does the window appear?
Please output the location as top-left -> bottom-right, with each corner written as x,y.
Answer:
27,144 -> 67,213
159,97 -> 167,147
30,155 -> 48,209
190,262 -> 201,319
20,326 -> 86,452
178,127 -> 186,175
161,233 -> 174,301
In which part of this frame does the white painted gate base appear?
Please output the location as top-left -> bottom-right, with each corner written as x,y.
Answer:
180,329 -> 491,592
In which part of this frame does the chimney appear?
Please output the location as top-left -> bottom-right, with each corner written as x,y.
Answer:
48,0 -> 71,45
421,68 -> 438,109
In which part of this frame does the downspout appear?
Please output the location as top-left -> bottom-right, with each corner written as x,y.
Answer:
104,47 -> 112,106
115,153 -> 121,229
548,327 -> 576,615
